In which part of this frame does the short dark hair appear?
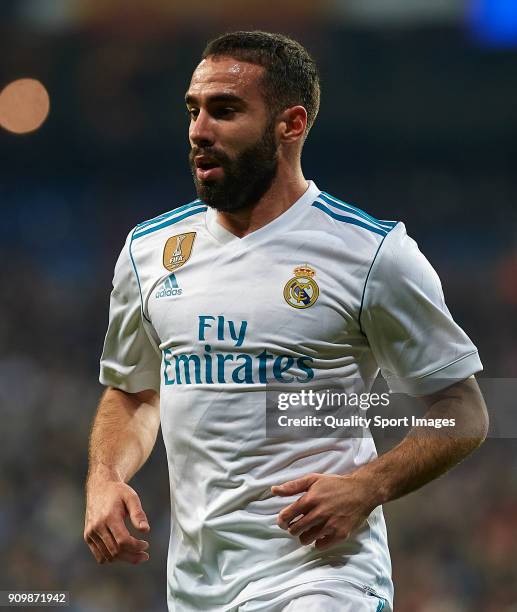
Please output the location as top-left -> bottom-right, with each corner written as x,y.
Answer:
202,31 -> 320,138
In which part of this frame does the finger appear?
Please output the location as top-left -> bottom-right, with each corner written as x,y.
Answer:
108,522 -> 150,554
277,495 -> 315,530
96,526 -> 119,558
299,523 -> 330,546
113,550 -> 150,565
123,489 -> 150,532
315,533 -> 337,550
288,510 -> 325,537
271,474 -> 319,497
91,531 -> 114,562
86,537 -> 104,564
87,534 -> 110,564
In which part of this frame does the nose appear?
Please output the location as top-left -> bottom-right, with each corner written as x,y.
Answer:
189,109 -> 215,148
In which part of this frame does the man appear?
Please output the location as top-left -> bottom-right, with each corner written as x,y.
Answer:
84,31 -> 488,611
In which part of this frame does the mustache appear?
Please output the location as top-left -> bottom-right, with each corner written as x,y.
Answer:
189,147 -> 231,166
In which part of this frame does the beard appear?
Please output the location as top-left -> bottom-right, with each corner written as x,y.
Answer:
189,121 -> 278,212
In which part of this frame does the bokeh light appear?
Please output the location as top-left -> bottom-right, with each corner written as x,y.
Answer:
468,0 -> 517,47
0,78 -> 50,134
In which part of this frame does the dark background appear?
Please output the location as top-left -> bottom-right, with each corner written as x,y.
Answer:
1,2 -> 516,611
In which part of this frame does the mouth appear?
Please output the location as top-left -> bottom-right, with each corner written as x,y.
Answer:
194,157 -> 224,181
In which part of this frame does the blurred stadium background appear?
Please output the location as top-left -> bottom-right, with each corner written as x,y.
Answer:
1,1 -> 516,610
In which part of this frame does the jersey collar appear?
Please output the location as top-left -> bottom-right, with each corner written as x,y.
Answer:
205,181 -> 320,246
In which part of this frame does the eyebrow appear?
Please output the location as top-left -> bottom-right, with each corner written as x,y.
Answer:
184,93 -> 245,106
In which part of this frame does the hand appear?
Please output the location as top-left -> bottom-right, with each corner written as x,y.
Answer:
84,479 -> 151,565
271,472 -> 377,551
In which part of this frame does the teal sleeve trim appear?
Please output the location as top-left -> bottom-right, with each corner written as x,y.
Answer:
319,192 -> 396,230
358,223 -> 400,334
133,206 -> 207,239
376,599 -> 386,612
128,226 -> 152,324
312,201 -> 388,236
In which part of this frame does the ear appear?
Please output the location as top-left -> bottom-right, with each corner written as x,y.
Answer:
277,106 -> 307,145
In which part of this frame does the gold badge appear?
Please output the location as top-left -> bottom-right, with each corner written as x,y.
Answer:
284,264 -> 319,309
163,232 -> 196,272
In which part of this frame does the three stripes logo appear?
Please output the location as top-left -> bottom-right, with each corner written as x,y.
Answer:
155,273 -> 182,299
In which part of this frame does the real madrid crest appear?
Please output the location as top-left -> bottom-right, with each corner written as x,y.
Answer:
163,232 -> 196,272
284,264 -> 319,309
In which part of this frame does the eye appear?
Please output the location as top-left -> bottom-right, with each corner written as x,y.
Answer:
187,108 -> 199,120
214,107 -> 236,119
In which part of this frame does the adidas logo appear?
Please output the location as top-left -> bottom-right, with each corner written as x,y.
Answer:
155,273 -> 183,299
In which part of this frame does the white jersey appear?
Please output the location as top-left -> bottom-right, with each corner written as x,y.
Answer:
100,181 -> 482,611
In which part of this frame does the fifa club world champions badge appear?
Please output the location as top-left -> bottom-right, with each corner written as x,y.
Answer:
283,264 -> 319,309
163,232 -> 196,272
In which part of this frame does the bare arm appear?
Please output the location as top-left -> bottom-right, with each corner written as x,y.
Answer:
273,376 -> 488,550
84,387 -> 160,564
87,387 -> 160,485
351,375 -> 488,505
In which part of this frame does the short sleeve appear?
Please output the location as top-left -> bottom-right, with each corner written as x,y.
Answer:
360,222 -> 482,396
99,230 -> 161,393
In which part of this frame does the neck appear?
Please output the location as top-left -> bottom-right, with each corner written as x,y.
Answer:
213,164 -> 308,238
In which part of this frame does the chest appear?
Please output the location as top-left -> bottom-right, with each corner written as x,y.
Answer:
143,232 -> 366,356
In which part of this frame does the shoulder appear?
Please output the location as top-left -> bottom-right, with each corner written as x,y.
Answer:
116,197 -> 207,282
362,219 -> 443,312
368,220 -> 429,280
309,189 -> 399,251
130,197 -> 207,243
